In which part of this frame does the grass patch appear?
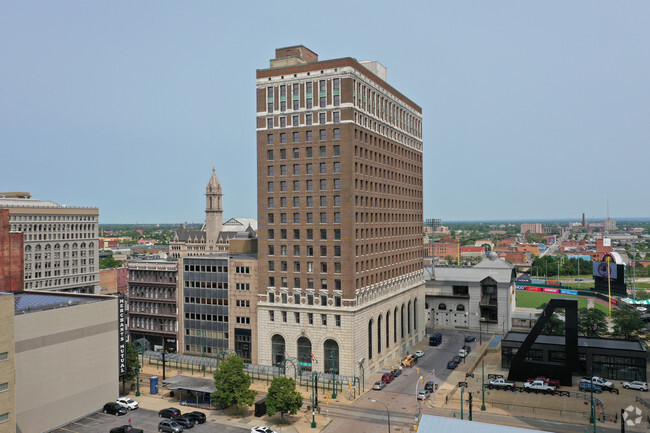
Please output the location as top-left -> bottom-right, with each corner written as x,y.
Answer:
516,291 -> 610,313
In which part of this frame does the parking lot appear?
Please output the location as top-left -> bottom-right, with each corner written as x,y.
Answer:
51,407 -> 249,433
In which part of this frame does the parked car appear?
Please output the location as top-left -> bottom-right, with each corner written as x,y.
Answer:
158,420 -> 184,433
424,381 -> 435,391
401,355 -> 416,368
159,407 -> 182,419
414,350 -> 425,358
102,402 -> 127,416
447,360 -> 458,369
527,377 -> 560,388
373,381 -> 386,390
452,355 -> 462,364
458,349 -> 468,358
110,425 -> 143,433
462,345 -> 472,354
417,389 -> 431,400
174,416 -> 195,429
487,378 -> 516,390
393,368 -> 403,377
116,397 -> 139,410
183,411 -> 207,424
581,376 -> 614,390
251,427 -> 278,433
381,372 -> 395,383
623,381 -> 648,391
579,382 -> 602,393
464,336 -> 476,342
524,380 -> 556,393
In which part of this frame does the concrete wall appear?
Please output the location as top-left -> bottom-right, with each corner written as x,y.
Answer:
14,297 -> 118,433
0,294 -> 16,433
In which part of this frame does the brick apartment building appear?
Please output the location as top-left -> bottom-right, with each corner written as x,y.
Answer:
256,46 -> 425,376
0,209 -> 24,292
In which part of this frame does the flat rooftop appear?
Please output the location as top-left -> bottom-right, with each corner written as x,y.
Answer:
503,331 -> 647,352
13,291 -> 112,315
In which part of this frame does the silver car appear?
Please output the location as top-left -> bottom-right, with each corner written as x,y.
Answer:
623,381 -> 648,391
158,420 -> 183,433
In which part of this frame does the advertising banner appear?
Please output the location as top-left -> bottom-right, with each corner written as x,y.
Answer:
525,286 -> 541,292
560,289 -> 578,295
118,296 -> 127,376
543,288 -> 560,294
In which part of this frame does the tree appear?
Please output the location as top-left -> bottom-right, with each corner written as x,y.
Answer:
211,355 -> 257,414
611,309 -> 645,340
121,342 -> 139,392
265,377 -> 304,423
577,308 -> 608,337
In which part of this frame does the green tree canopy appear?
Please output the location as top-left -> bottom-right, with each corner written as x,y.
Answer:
211,355 -> 257,414
265,377 -> 304,423
536,305 -> 565,335
611,309 -> 645,340
124,342 -> 139,382
577,308 -> 608,337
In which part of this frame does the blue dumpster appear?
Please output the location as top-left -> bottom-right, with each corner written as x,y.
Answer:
150,376 -> 159,395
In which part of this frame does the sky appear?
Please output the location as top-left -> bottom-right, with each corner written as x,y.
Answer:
2,1 -> 649,224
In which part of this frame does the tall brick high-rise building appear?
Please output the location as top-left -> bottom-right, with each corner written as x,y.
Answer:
256,46 -> 425,376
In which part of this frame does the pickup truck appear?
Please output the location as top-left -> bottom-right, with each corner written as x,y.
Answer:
401,355 -> 416,368
527,376 -> 560,388
524,380 -> 556,393
581,376 -> 613,389
487,378 -> 516,390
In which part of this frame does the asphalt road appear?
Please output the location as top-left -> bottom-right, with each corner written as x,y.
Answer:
380,329 -> 479,397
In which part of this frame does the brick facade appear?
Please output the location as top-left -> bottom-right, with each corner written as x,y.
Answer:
0,209 -> 24,292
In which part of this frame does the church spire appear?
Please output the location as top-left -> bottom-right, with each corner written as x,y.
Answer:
205,167 -> 223,248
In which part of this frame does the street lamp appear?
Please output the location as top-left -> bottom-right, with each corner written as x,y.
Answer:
370,399 -> 391,433
481,358 -> 486,411
479,317 -> 485,344
331,350 -> 337,399
311,372 -> 318,428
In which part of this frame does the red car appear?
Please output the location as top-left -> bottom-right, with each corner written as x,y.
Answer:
381,372 -> 395,383
527,377 -> 560,388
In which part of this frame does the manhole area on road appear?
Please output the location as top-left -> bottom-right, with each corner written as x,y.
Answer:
394,428 -> 402,431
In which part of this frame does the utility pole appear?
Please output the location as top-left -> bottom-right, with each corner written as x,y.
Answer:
481,358 -> 486,411
468,392 -> 473,421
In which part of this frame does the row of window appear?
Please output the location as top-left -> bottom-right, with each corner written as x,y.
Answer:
268,244 -> 341,257
183,281 -> 229,289
269,310 -> 342,327
184,297 -> 229,305
268,277 -> 342,291
184,312 -> 229,322
268,212 -> 341,226
268,260 -> 342,274
266,79 -> 340,113
268,195 -> 341,209
267,111 -> 341,131
268,178 -> 340,192
268,228 -> 341,240
11,214 -> 97,222
268,292 -> 342,306
184,264 -> 228,273
266,144 -> 341,161
185,329 -> 228,339
236,283 -> 250,291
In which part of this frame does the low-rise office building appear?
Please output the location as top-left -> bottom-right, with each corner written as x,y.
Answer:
13,291 -> 118,433
501,331 -> 647,382
425,252 -> 516,334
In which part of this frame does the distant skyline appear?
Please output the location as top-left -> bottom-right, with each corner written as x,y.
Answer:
2,2 -> 649,223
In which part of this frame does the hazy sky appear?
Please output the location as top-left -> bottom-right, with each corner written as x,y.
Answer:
2,2 -> 649,223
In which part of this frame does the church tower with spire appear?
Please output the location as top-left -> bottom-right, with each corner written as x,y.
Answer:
205,167 -> 223,248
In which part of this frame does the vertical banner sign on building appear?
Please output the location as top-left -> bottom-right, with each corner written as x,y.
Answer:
118,296 -> 126,376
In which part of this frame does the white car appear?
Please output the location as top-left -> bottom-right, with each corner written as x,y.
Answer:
414,350 -> 425,358
623,381 -> 648,391
116,397 -> 139,410
251,427 -> 278,433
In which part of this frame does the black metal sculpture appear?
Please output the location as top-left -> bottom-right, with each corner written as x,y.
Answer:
507,299 -> 578,386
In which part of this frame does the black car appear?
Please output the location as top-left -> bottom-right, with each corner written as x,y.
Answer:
102,402 -> 127,416
110,426 -> 144,433
183,411 -> 206,424
424,381 -> 435,391
174,416 -> 195,429
159,407 -> 182,419
452,355 -> 462,364
464,336 -> 476,342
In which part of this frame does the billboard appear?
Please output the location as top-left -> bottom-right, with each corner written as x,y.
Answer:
593,261 -> 618,279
